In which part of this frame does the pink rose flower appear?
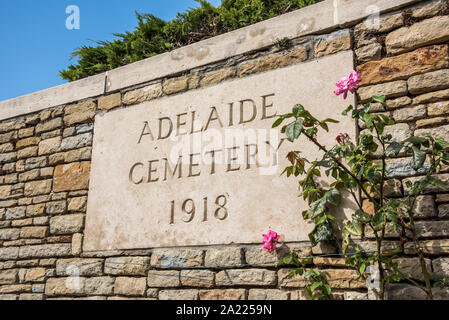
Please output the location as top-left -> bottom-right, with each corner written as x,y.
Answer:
336,133 -> 350,145
262,230 -> 280,253
334,70 -> 362,99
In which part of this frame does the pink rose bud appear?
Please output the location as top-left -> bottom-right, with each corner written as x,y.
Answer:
336,133 -> 350,145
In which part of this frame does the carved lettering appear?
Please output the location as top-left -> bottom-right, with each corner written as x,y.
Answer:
148,160 -> 159,183
188,153 -> 201,178
163,156 -> 183,181
204,107 -> 224,131
130,93 -> 282,184
138,121 -> 155,144
239,99 -> 257,124
176,113 -> 188,136
158,117 -> 173,140
228,103 -> 234,127
206,149 -> 222,175
262,93 -> 277,120
226,146 -> 241,172
136,93 -> 276,144
170,195 -> 229,225
245,144 -> 260,170
190,110 -> 203,134
129,163 -> 145,184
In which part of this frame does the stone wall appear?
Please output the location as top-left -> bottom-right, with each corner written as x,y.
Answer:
0,0 -> 449,300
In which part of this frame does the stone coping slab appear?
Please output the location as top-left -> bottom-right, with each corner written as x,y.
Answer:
0,0 -> 419,122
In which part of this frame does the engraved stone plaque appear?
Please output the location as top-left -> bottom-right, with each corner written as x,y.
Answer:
84,51 -> 357,251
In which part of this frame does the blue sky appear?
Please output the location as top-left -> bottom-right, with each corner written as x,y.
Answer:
0,0 -> 221,102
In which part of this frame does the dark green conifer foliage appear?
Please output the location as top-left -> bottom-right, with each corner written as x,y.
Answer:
60,0 -> 321,81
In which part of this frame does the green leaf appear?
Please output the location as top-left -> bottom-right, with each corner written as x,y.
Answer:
319,121 -> 329,132
435,138 -> 449,147
292,105 -> 303,117
342,105 -> 354,116
372,95 -> 386,106
376,122 -> 386,135
281,125 -> 287,134
292,253 -> 300,267
305,269 -> 320,278
323,284 -> 332,295
378,114 -> 393,124
372,212 -> 386,231
326,188 -> 341,207
353,210 -> 371,223
310,281 -> 322,292
282,256 -> 292,265
305,286 -> 312,297
359,263 -> 366,275
363,103 -> 371,114
367,170 -> 382,185
344,177 -> 357,189
411,146 -> 426,170
309,198 -> 327,218
390,274 -> 401,282
272,117 -> 284,128
285,119 -> 303,142
344,222 -> 362,237
384,248 -> 403,256
385,141 -> 404,156
305,127 -> 316,136
363,113 -> 373,128
323,118 -> 339,124
405,136 -> 427,147
342,230 -> 350,254
385,210 -> 398,224
314,224 -> 333,242
428,176 -> 447,191
315,215 -> 327,226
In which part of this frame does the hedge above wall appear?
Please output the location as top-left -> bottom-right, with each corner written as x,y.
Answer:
59,0 -> 322,82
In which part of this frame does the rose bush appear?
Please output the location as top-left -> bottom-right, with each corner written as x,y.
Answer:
270,70 -> 449,300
